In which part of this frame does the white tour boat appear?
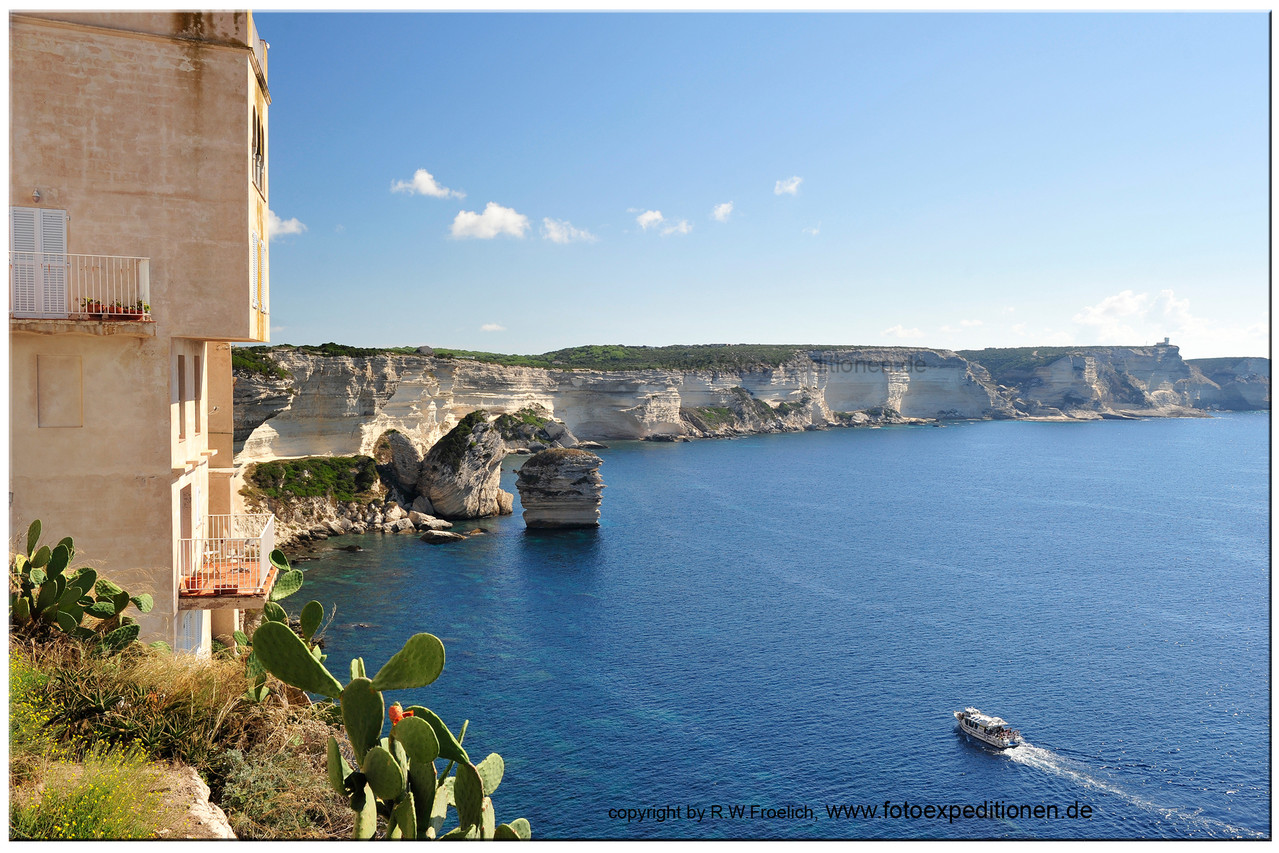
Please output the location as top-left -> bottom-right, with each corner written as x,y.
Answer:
954,707 -> 1023,749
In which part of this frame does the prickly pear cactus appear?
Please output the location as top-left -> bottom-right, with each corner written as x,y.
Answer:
251,619 -> 530,839
8,521 -> 154,651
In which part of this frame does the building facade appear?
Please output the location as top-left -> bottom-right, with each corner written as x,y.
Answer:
9,11 -> 277,653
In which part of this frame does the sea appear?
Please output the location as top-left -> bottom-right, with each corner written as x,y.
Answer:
295,412 -> 1270,840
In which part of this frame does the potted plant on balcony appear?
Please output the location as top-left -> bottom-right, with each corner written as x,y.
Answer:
135,299 -> 150,317
79,297 -> 104,316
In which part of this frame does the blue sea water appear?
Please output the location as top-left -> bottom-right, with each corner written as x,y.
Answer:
296,413 -> 1270,839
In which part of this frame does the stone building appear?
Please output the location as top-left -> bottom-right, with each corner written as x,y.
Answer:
9,11 -> 277,653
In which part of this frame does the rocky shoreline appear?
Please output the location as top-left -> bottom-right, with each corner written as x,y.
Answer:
231,344 -> 1268,550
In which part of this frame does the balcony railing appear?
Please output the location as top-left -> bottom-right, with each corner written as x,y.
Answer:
11,252 -> 151,320
179,514 -> 276,598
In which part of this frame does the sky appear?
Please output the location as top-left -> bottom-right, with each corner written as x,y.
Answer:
256,11 -> 1269,358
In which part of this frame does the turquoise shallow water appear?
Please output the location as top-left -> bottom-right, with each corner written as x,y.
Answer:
296,413 -> 1270,839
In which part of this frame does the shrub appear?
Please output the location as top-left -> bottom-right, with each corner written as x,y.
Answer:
248,457 -> 380,501
231,346 -> 290,379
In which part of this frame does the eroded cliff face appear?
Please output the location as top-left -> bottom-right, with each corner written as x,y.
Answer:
232,345 -> 1268,465
234,348 -> 1013,463
980,346 -> 1270,419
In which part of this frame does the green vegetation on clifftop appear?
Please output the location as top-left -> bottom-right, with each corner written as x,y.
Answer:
248,456 -> 379,501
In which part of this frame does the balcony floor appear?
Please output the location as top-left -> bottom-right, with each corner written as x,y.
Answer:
179,561 -> 279,611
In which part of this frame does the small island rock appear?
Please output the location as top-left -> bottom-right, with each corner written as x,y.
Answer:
516,448 -> 605,529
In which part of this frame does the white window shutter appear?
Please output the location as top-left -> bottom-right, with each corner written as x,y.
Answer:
250,232 -> 259,309
10,207 -> 38,314
38,209 -> 67,314
261,238 -> 268,314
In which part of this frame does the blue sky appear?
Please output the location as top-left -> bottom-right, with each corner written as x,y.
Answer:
257,12 -> 1268,358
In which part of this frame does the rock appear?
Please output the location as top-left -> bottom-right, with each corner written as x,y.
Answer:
509,447 -> 533,455
577,441 -> 609,449
416,345 -> 435,356
409,510 -> 453,530
379,432 -> 424,497
350,523 -> 367,534
541,419 -> 579,448
527,442 -> 548,452
335,544 -> 363,552
420,530 -> 468,544
392,518 -> 416,532
516,448 -> 605,529
384,504 -> 406,522
411,494 -> 437,516
325,520 -> 345,535
415,412 -> 515,519
169,764 -> 236,839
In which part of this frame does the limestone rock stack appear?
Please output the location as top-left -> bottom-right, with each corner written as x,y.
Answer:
415,411 -> 514,519
516,448 -> 605,529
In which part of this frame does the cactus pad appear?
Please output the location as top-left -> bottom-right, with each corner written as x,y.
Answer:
392,715 -> 440,768
361,745 -> 405,801
476,753 -> 504,796
392,792 -> 417,840
251,620 -> 344,698
326,735 -> 350,795
300,600 -> 324,641
406,706 -> 469,765
369,633 -> 446,691
270,569 -> 304,602
340,677 -> 385,763
454,761 -> 484,830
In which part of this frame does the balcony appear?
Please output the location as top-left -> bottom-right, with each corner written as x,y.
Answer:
11,252 -> 154,335
178,514 -> 279,610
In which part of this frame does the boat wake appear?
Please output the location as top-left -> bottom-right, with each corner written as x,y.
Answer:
1004,743 -> 1263,839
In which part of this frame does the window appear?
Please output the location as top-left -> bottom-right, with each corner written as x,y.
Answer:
194,355 -> 203,435
251,108 -> 265,193
177,354 -> 187,439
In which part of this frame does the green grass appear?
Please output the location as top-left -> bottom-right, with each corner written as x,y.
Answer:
957,347 -> 1084,384
493,407 -> 551,439
693,406 -> 734,426
429,410 -> 488,472
248,456 -> 379,501
249,342 -> 874,372
230,346 -> 290,380
9,747 -> 172,840
9,634 -> 353,840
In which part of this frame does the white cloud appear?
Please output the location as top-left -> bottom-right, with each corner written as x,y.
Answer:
882,324 -> 924,339
542,218 -> 597,244
775,176 -> 803,196
1072,289 -> 1151,341
481,323 -> 506,332
712,202 -> 733,222
802,225 -> 820,236
662,219 -> 692,236
1071,288 -> 1265,355
636,210 -> 665,230
959,319 -> 983,327
391,168 -> 465,199
450,203 -> 529,239
267,209 -> 306,241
